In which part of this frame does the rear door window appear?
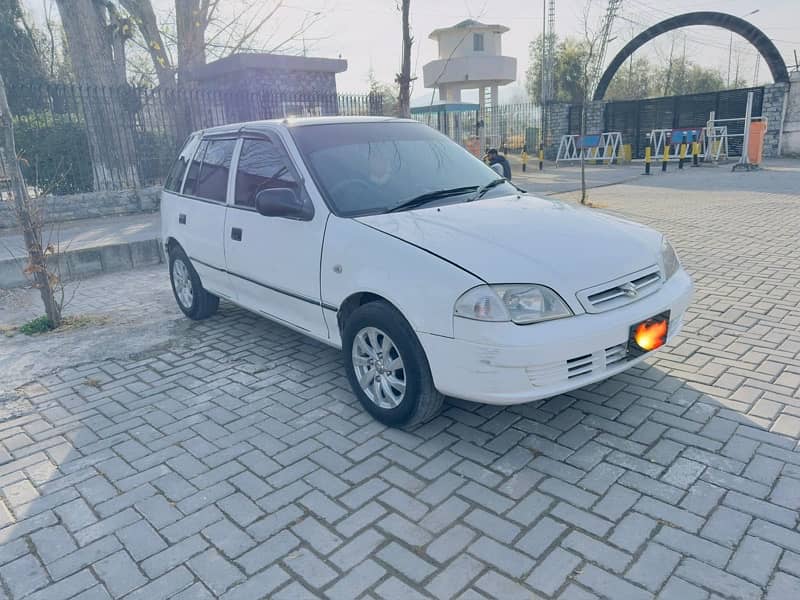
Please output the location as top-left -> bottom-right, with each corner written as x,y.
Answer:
164,134 -> 200,193
184,138 -> 237,202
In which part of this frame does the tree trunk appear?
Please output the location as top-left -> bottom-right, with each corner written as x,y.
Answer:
175,0 -> 208,84
396,0 -> 412,119
0,74 -> 62,327
54,0 -> 140,191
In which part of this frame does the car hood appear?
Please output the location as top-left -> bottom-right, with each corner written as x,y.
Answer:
357,194 -> 662,298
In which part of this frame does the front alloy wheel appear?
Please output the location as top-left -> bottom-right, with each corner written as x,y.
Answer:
352,327 -> 407,409
342,301 -> 444,428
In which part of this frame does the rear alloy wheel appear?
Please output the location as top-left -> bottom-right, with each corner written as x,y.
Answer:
168,246 -> 219,320
343,301 -> 444,427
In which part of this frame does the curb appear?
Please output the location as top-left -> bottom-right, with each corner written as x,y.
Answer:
0,238 -> 164,289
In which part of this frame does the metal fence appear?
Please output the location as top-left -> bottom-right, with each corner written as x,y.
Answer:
569,87 -> 764,159
9,84 -> 383,194
413,103 -> 542,154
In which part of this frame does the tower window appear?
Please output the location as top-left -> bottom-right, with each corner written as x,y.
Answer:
473,33 -> 484,51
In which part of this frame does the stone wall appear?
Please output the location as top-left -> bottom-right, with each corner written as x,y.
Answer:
780,72 -> 800,157
0,187 -> 161,230
201,69 -> 339,96
585,101 -> 605,135
761,82 -> 789,158
545,104 -> 570,160
543,101 -> 605,159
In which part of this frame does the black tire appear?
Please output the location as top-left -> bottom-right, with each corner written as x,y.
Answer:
342,301 -> 444,428
168,246 -> 219,320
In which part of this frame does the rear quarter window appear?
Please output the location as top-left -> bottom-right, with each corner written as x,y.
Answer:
164,134 -> 200,193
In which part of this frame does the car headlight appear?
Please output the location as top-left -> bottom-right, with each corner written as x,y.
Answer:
660,236 -> 680,280
454,284 -> 573,325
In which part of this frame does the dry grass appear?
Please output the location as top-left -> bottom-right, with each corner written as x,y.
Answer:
6,314 -> 109,337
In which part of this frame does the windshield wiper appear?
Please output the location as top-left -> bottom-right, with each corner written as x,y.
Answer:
468,178 -> 507,202
387,186 -> 479,213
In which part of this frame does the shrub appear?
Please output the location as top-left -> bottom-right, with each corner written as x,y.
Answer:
14,114 -> 93,195
19,315 -> 54,335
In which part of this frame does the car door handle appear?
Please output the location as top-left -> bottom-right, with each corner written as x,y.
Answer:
231,227 -> 242,242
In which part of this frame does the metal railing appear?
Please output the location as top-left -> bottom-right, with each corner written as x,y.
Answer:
8,83 -> 384,194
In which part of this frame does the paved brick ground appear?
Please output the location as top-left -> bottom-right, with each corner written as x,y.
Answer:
1,163 -> 799,599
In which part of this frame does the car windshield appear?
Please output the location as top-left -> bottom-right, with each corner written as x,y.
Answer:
289,121 -> 516,217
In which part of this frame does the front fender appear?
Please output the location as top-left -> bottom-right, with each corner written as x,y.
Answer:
321,217 -> 482,345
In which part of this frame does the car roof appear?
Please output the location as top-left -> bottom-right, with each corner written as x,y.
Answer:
197,116 -> 414,137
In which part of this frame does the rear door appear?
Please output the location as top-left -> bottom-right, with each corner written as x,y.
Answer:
176,136 -> 237,297
223,131 -> 329,338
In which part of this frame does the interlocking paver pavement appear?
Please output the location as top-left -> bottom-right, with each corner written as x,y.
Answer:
1,162 -> 800,598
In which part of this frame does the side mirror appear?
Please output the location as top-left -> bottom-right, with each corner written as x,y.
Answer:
254,187 -> 311,220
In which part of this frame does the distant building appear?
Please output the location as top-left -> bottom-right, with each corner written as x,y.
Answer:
183,53 -> 349,121
188,53 -> 348,96
422,19 -> 517,109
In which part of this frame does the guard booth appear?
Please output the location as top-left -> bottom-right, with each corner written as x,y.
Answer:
411,102 -> 480,152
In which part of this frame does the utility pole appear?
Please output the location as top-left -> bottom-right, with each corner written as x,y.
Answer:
728,9 -> 759,88
540,0 -> 546,149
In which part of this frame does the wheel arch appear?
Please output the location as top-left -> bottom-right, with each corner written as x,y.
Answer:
165,236 -> 183,255
336,291 -> 407,336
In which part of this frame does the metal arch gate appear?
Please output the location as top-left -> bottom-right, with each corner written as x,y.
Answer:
599,87 -> 764,159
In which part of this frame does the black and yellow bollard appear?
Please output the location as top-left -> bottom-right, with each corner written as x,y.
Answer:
678,133 -> 687,170
521,148 -> 528,172
692,141 -> 700,167
662,145 -> 669,172
644,146 -> 652,175
538,144 -> 544,171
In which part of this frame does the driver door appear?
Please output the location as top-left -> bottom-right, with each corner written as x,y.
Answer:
224,133 -> 329,339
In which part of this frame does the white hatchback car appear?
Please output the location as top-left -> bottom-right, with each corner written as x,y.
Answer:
161,117 -> 693,427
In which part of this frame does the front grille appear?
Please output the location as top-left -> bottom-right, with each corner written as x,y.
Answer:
577,266 -> 662,313
605,343 -> 628,367
526,342 -> 631,388
567,354 -> 593,379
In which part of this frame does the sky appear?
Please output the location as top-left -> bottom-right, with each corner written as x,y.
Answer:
24,0 -> 800,102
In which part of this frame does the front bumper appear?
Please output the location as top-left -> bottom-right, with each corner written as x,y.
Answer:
418,269 -> 693,405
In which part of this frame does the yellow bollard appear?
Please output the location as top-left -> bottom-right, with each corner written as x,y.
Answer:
644,146 -> 652,175
662,145 -> 670,172
679,143 -> 687,169
521,150 -> 528,172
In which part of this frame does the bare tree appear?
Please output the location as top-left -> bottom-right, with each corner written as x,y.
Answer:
0,73 -> 62,328
118,0 -> 324,86
396,0 -> 413,119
